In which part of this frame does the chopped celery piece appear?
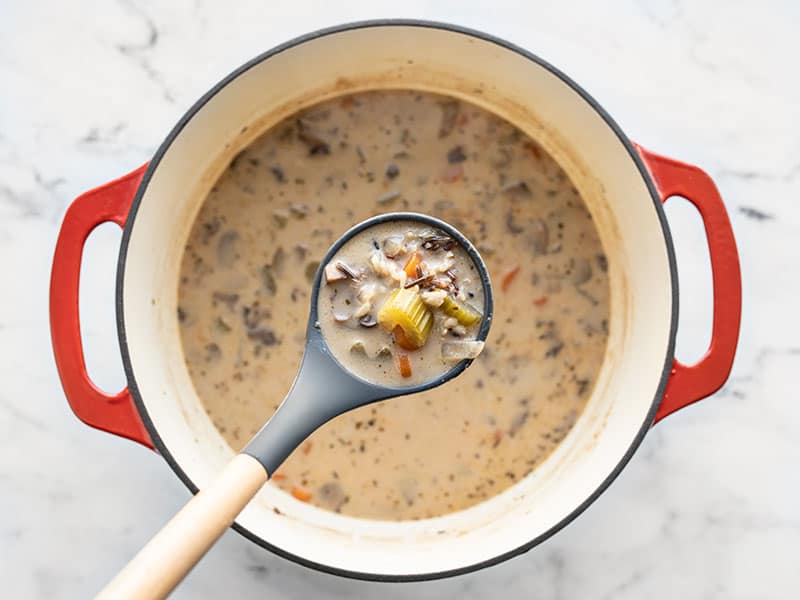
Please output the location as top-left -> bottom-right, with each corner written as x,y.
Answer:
440,296 -> 482,327
377,288 -> 432,349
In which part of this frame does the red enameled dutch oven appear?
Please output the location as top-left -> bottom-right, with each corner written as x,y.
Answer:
50,21 -> 741,581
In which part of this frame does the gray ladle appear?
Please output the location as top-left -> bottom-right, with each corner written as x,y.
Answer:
98,213 -> 494,599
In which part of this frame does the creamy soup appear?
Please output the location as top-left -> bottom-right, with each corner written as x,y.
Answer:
178,90 -> 609,520
318,220 -> 486,386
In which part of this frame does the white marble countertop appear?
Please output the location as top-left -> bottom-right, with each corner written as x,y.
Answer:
2,1 -> 797,598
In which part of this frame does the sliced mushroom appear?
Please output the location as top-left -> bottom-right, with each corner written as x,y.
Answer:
333,311 -> 351,323
528,218 -> 549,255
489,146 -> 512,168
358,314 -> 377,328
571,258 -> 593,285
272,209 -> 289,229
382,235 -> 405,258
398,479 -> 418,506
304,261 -> 320,283
289,203 -> 309,219
270,165 -> 286,183
447,145 -> 467,163
294,244 -> 308,261
242,303 -> 267,331
270,246 -> 286,274
247,327 -> 279,346
317,482 -> 348,512
214,317 -> 231,334
509,410 -> 530,437
324,262 -> 347,283
501,180 -> 532,198
204,342 -> 222,362
200,218 -> 222,243
216,231 -> 240,267
261,265 -> 277,295
545,341 -> 564,358
330,286 -> 356,322
211,291 -> 239,311
296,119 -> 330,155
505,211 -> 524,234
353,302 -> 372,319
438,100 -> 460,138
377,190 -> 401,205
375,346 -> 392,359
596,253 -> 608,272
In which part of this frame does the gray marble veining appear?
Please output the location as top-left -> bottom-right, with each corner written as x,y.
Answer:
1,0 -> 798,598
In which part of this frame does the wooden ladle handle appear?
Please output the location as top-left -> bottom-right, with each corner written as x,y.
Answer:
97,454 -> 269,599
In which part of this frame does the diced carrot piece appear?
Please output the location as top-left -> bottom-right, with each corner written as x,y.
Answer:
443,163 -> 464,183
302,440 -> 313,455
533,296 -> 548,306
393,325 -> 417,351
524,141 -> 542,160
271,472 -> 287,481
396,353 -> 413,378
403,252 -> 423,278
492,429 -> 504,448
291,486 -> 312,502
501,265 -> 521,292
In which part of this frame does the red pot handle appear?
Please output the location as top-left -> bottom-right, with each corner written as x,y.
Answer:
636,145 -> 742,423
50,165 -> 154,449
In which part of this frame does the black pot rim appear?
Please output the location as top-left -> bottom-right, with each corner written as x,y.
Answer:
116,18 -> 678,583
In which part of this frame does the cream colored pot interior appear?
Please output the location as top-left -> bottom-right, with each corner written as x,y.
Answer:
122,25 -> 674,576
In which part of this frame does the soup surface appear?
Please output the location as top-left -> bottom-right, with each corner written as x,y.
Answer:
318,220 -> 487,386
178,90 -> 610,520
